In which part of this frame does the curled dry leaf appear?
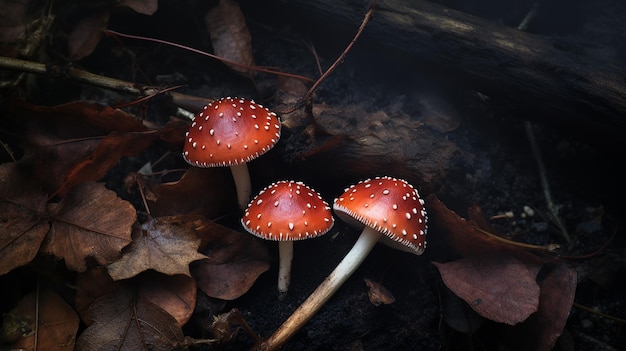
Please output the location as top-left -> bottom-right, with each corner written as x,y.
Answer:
205,0 -> 255,76
432,254 -> 540,325
0,163 -> 50,275
2,290 -> 79,351
107,216 -> 208,280
192,220 -> 270,300
42,182 -> 136,272
137,271 -> 197,327
75,285 -> 185,351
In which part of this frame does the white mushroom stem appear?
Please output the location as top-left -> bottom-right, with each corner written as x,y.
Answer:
254,226 -> 382,351
229,163 -> 252,211
277,241 -> 294,296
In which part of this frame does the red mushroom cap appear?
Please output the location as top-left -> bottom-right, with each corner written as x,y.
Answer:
182,97 -> 281,167
242,181 -> 334,241
333,176 -> 428,254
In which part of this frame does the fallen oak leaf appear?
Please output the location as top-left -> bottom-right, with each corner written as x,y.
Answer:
0,162 -> 50,275
42,182 -> 136,272
75,284 -> 185,351
107,216 -> 208,280
2,290 -> 79,350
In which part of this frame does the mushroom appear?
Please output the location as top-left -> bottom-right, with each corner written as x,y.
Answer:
182,97 -> 281,210
253,176 -> 427,351
242,180 -> 334,297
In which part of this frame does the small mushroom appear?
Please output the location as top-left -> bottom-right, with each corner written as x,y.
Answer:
182,97 -> 281,210
254,176 -> 427,351
242,180 -> 334,297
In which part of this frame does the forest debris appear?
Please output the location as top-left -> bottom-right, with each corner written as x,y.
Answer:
8,100 -> 153,196
145,167 -> 238,219
191,220 -> 271,300
2,290 -> 79,350
429,194 -> 575,349
106,216 -> 208,280
75,267 -> 118,326
432,254 -> 540,325
204,0 -> 255,76
364,278 -> 395,306
68,12 -> 110,60
43,182 -> 136,272
0,163 -> 50,275
75,285 -> 185,350
283,0 -> 626,139
136,272 -> 197,327
497,263 -> 577,351
292,101 -> 462,185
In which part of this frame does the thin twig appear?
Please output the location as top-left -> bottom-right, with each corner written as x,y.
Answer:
302,2 -> 377,103
104,30 -> 315,83
472,225 -> 560,253
515,3 -> 571,244
524,121 -> 571,243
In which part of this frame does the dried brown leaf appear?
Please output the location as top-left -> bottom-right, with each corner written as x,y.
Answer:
107,216 -> 208,280
364,278 -> 396,306
498,263 -> 577,351
137,271 -> 197,327
43,182 -> 136,272
75,267 -> 118,326
0,0 -> 29,43
191,221 -> 270,300
119,0 -> 158,15
147,167 -> 237,218
68,11 -> 110,60
75,285 -> 185,351
432,254 -> 540,325
0,163 -> 50,275
3,290 -> 79,351
57,131 -> 156,196
204,0 -> 255,76
8,100 -> 149,195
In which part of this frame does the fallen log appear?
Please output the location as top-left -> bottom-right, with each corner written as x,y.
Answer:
260,0 -> 626,141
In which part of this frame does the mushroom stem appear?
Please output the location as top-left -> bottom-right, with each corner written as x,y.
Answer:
229,163 -> 252,211
277,241 -> 294,298
253,226 -> 382,351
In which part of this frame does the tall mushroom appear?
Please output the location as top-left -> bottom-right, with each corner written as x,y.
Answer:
253,176 -> 428,351
242,180 -> 334,297
182,97 -> 281,210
